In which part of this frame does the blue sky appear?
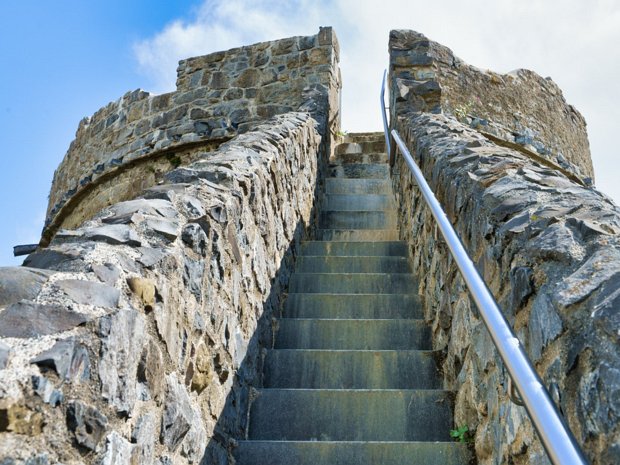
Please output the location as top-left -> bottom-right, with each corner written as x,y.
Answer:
0,1 -> 204,265
1,1 -> 619,266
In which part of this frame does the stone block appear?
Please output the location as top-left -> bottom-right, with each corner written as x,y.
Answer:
0,267 -> 53,306
31,338 -> 90,383
66,400 -> 108,450
0,302 -> 91,338
56,279 -> 120,308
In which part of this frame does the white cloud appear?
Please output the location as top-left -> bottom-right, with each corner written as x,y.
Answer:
133,0 -> 325,93
133,0 -> 620,201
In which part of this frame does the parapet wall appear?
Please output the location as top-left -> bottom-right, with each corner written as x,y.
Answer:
44,27 -> 340,245
389,30 -> 594,183
0,113 -> 324,464
391,111 -> 620,465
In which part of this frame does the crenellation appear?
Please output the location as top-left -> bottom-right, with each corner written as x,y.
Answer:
45,28 -> 341,247
389,29 -> 593,184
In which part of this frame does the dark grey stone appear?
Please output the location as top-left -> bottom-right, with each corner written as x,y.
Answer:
137,340 -> 165,401
56,279 -> 120,308
510,266 -> 534,311
131,413 -> 156,464
31,339 -> 90,383
181,224 -> 208,256
24,456 -> 49,465
0,301 -> 91,338
142,183 -> 190,201
499,210 -> 530,234
137,247 -> 165,268
23,247 -> 86,271
0,341 -> 11,369
66,400 -> 108,450
92,263 -> 120,286
592,272 -> 620,343
579,360 -> 620,436
0,267 -> 53,306
31,376 -> 63,406
490,198 -> 532,222
108,198 -> 178,220
13,244 -> 38,257
555,248 -> 620,307
84,224 -> 141,247
101,431 -> 134,462
526,223 -> 581,263
183,258 -> 204,301
144,218 -> 179,241
165,167 -> 235,186
209,205 -> 228,223
98,308 -> 146,415
182,195 -> 206,218
528,294 -> 563,361
567,216 -> 614,240
116,252 -> 140,273
161,377 -> 193,451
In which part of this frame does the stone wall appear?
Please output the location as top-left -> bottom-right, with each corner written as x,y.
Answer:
44,27 -> 340,245
0,112 -> 325,465
390,111 -> 620,465
388,30 -> 593,183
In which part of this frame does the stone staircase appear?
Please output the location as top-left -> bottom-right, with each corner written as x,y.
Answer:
235,133 -> 471,464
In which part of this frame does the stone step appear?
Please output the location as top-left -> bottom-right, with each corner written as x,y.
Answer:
335,139 -> 386,155
317,229 -> 400,241
319,211 -> 397,229
235,441 -> 471,465
283,294 -> 423,319
343,131 -> 384,143
323,194 -> 395,211
328,164 -> 389,179
301,241 -> 407,257
289,273 -> 416,294
330,152 -> 388,164
264,350 -> 440,389
274,319 -> 430,350
296,256 -> 410,273
248,389 -> 454,441
325,178 -> 392,195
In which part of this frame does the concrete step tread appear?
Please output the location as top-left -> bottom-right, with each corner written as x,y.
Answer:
235,440 -> 471,465
329,153 -> 388,164
328,164 -> 390,179
274,318 -> 431,350
264,350 -> 440,389
325,178 -> 392,195
289,273 -> 416,294
318,229 -> 400,241
283,293 -> 423,319
335,141 -> 386,154
249,389 -> 455,441
319,211 -> 397,230
301,241 -> 407,256
323,194 -> 396,212
296,256 -> 411,273
277,318 -> 423,322
267,348 -> 434,352
299,255 -> 408,259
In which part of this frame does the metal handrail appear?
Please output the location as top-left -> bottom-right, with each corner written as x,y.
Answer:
381,71 -> 588,465
380,70 -> 391,156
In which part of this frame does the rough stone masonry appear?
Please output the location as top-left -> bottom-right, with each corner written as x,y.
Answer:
0,28 -> 338,465
0,25 -> 618,465
389,30 -> 619,465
